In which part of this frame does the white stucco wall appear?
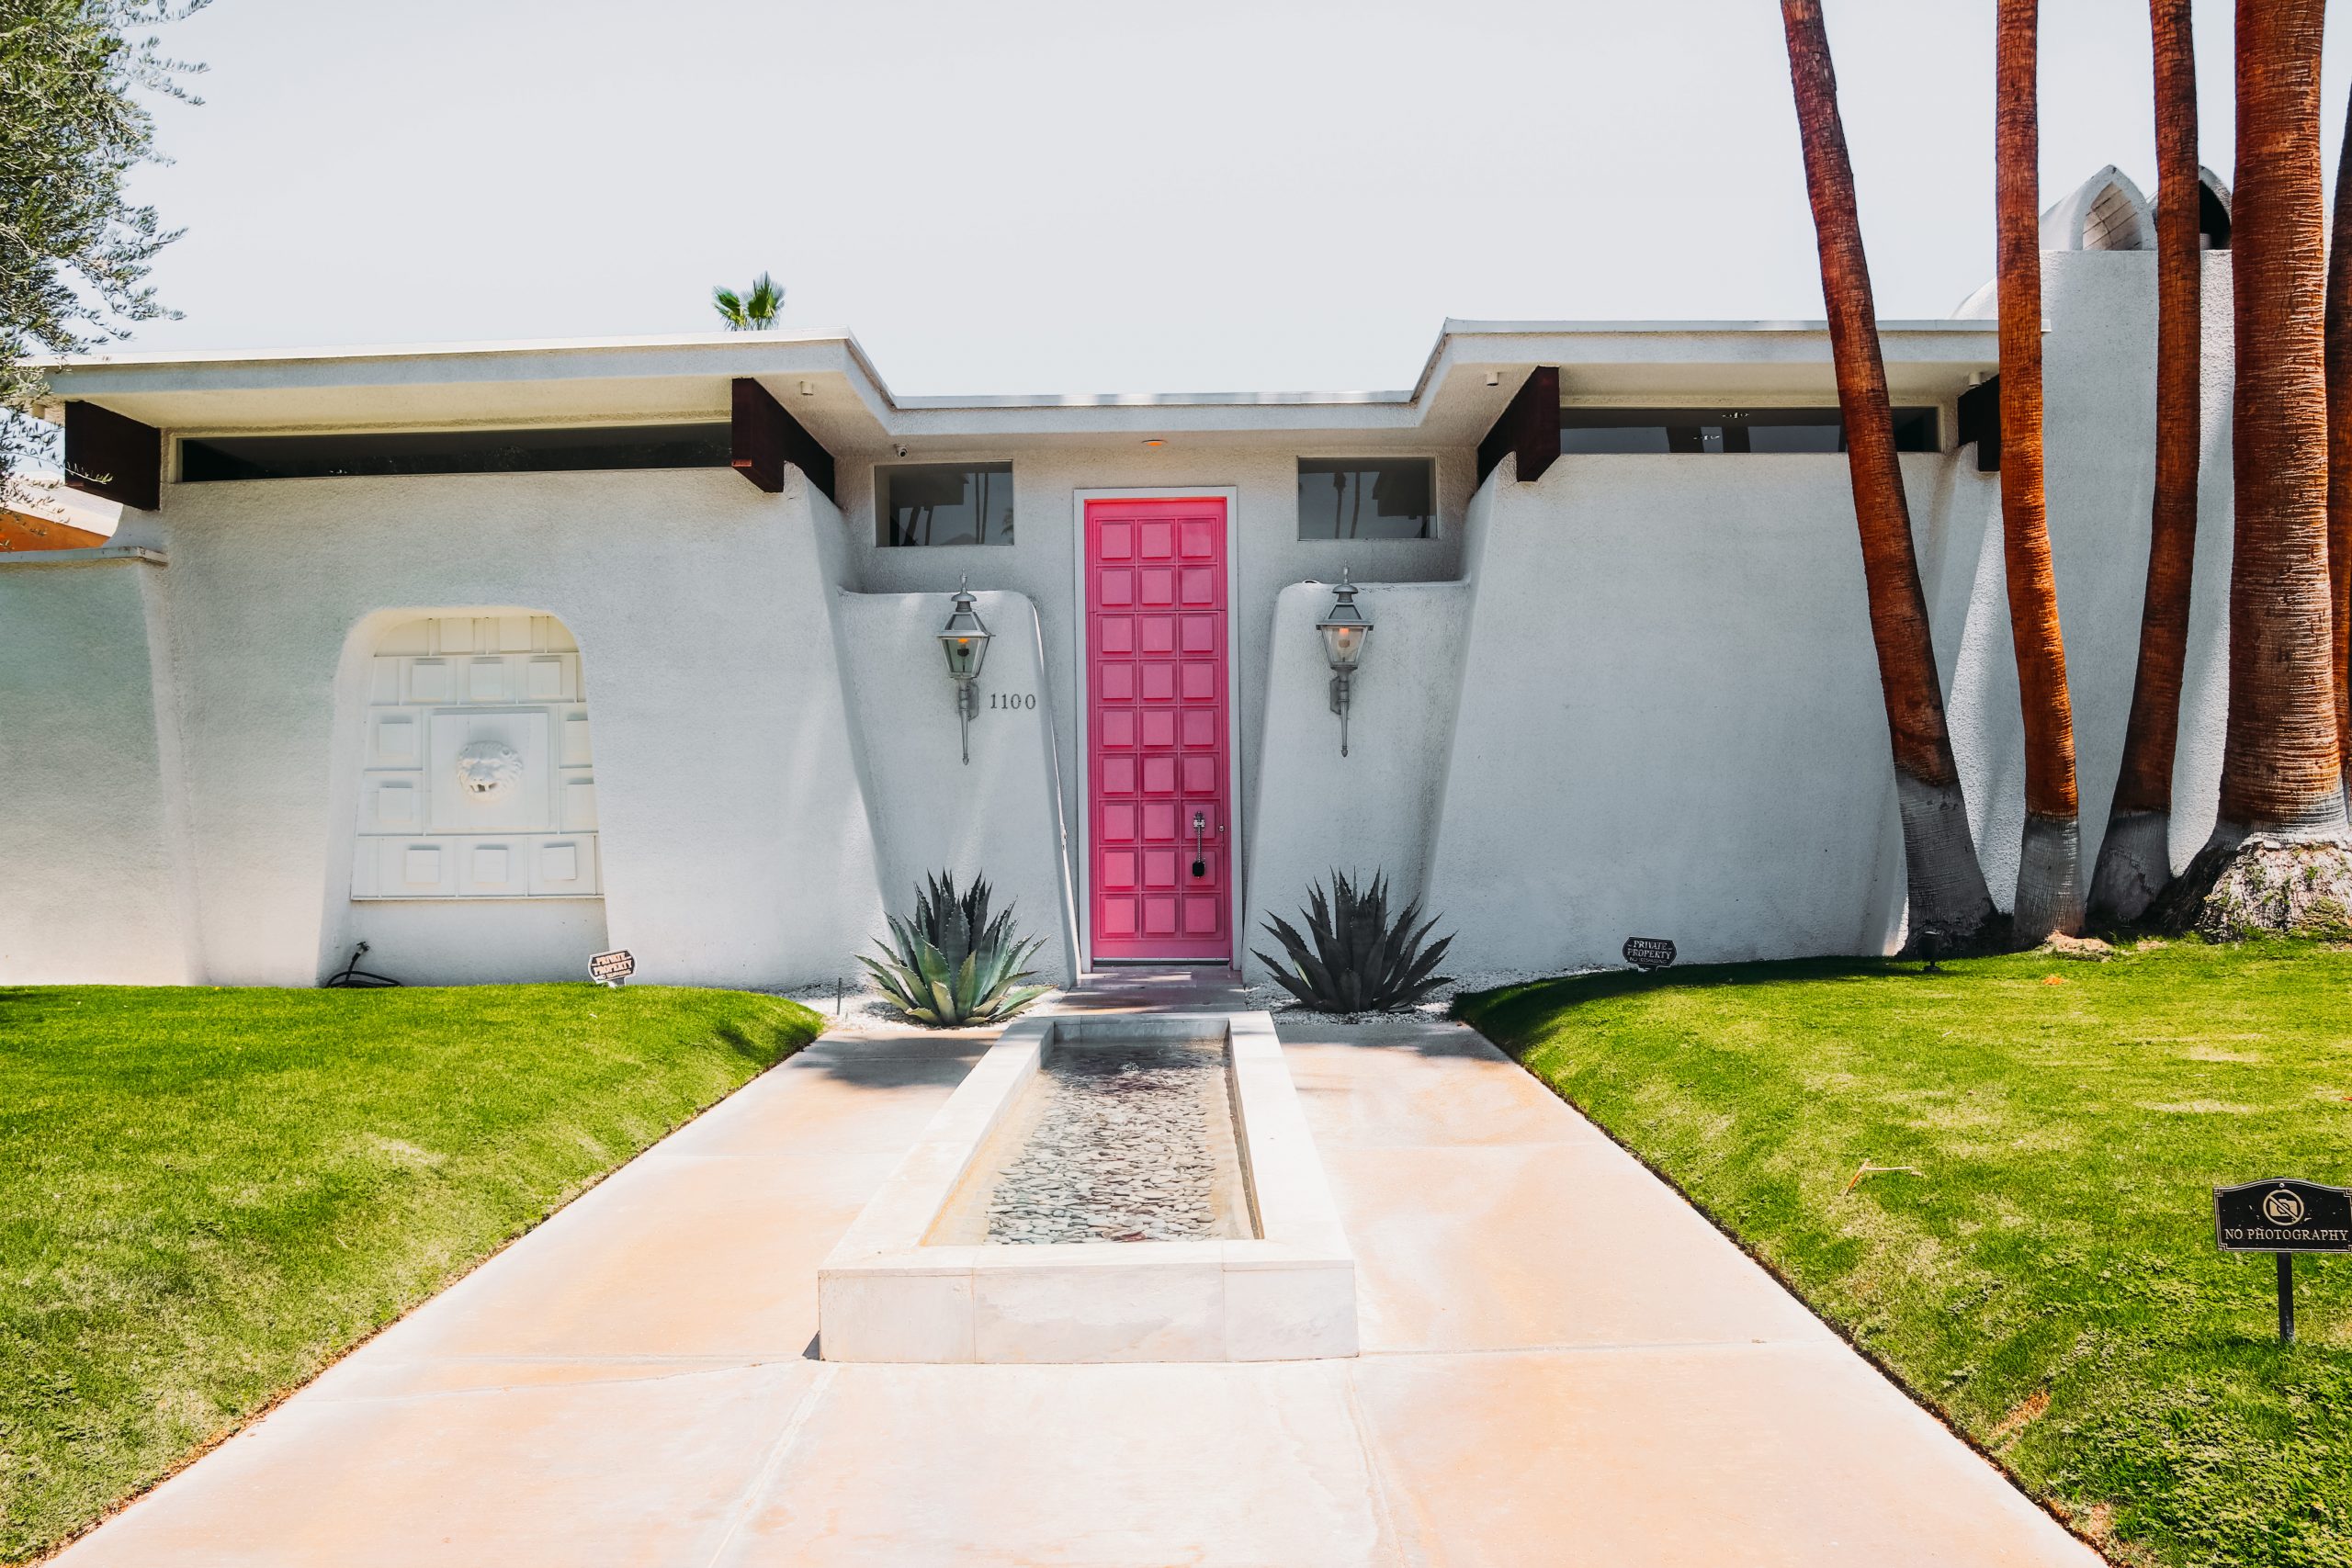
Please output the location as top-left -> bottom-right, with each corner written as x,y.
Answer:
1422,452 -> 1984,972
832,589 -> 1080,983
1410,252 -> 2233,974
1,247 -> 2239,987
1241,578 -> 1471,975
86,466 -> 884,987
0,550 -> 198,983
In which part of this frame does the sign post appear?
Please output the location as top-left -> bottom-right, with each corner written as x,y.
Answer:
588,949 -> 636,989
2212,1179 -> 2352,1344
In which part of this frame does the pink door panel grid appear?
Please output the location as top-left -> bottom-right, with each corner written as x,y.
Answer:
1086,497 -> 1230,962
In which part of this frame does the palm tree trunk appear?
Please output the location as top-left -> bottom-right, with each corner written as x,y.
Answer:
1996,0 -> 2083,944
1781,0 -> 1996,950
2154,0 -> 2352,935
2222,0 -> 2340,832
2089,0 -> 2200,923
2328,72 -> 2352,797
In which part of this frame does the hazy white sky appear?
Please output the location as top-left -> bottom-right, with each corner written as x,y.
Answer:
115,0 -> 2351,396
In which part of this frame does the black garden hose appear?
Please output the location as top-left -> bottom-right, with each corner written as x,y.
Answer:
322,941 -> 401,987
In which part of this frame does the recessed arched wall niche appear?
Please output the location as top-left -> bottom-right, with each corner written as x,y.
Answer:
349,613 -> 601,901
2194,165 -> 2233,249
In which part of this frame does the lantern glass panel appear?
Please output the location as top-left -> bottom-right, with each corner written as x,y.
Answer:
942,632 -> 988,680
1321,622 -> 1367,669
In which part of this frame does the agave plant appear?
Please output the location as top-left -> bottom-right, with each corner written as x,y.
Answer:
860,871 -> 1051,1027
1253,870 -> 1453,1014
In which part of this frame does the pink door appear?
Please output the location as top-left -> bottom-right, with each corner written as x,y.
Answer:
1087,496 -> 1230,963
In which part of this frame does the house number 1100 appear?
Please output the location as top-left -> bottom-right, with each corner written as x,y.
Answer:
989,694 -> 1036,710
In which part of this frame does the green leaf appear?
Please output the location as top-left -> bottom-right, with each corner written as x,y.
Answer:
992,985 -> 1051,1019
952,951 -> 980,1019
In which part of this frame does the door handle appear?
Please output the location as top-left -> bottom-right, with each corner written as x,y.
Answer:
1191,811 -> 1208,878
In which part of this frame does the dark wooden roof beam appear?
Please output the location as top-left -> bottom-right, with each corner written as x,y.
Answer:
732,377 -> 837,502
1475,367 -> 1560,486
63,401 -> 162,512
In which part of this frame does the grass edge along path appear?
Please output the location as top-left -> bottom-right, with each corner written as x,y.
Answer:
0,984 -> 824,1563
1459,941 -> 2352,1568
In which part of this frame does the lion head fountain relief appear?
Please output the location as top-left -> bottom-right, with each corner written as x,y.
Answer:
453,740 -> 525,801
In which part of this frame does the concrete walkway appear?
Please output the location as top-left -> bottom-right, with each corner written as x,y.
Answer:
57,988 -> 2101,1566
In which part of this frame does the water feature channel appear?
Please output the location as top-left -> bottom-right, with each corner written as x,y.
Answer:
932,1038 -> 1256,1245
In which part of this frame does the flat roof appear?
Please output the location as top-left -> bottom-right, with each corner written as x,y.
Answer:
37,319 -> 2003,457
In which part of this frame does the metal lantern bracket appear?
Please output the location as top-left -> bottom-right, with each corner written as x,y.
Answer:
937,575 -> 993,764
1316,567 -> 1374,758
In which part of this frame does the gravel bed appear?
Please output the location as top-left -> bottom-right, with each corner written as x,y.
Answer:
767,977 -> 1067,1029
1241,966 -> 1597,1026
986,1043 -> 1227,1244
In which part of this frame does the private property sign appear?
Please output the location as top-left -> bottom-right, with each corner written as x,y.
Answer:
1622,937 -> 1676,971
2213,1179 -> 2352,1252
589,949 -> 635,986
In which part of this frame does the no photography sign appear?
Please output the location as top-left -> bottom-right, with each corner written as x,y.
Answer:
2212,1177 -> 2350,1344
2213,1179 -> 2352,1253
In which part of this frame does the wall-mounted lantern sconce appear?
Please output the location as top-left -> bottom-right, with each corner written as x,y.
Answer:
1317,567 -> 1374,757
938,575 -> 992,764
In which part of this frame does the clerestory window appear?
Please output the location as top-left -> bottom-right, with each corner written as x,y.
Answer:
1558,407 -> 1939,455
1295,458 -> 1435,540
877,462 -> 1015,547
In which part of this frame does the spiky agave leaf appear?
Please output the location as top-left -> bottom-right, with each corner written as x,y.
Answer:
1343,872 -> 1387,1011
970,933 -> 1046,1022
910,936 -> 954,1017
983,984 -> 1053,1021
956,950 -> 985,1019
885,912 -> 926,967
1261,910 -> 1336,1003
1374,901 -> 1419,992
1375,900 -> 1440,993
856,952 -> 922,1013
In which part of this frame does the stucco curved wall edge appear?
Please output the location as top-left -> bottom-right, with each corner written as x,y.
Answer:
832,587 -> 1080,983
0,553 -> 195,983
1242,578 -> 1471,979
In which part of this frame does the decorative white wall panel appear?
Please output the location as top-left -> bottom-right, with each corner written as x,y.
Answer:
350,614 -> 600,901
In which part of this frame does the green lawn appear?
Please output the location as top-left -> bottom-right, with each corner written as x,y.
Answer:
1460,941 -> 2352,1568
0,984 -> 822,1562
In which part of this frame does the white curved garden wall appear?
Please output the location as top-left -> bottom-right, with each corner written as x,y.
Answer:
1420,450 -> 1944,972
0,550 -> 197,984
